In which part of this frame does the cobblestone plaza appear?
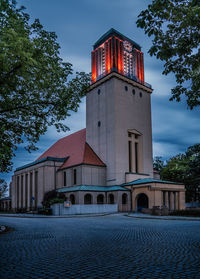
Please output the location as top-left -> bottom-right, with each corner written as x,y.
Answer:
0,215 -> 200,279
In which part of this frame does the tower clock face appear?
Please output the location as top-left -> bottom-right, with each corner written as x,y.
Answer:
123,41 -> 132,52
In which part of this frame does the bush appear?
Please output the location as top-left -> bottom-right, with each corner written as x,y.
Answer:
42,190 -> 65,208
49,198 -> 65,205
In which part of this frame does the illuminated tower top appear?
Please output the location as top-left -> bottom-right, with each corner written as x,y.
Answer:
91,28 -> 145,85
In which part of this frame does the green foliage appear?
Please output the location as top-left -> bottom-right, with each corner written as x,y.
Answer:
49,197 -> 65,205
160,143 -> 200,202
0,179 -> 8,198
0,0 -> 90,172
153,156 -> 164,171
42,189 -> 65,208
160,153 -> 189,183
137,0 -> 200,109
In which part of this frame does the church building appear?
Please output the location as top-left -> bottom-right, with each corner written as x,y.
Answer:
9,29 -> 186,213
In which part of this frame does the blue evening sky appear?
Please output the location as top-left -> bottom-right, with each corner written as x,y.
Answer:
1,0 -> 200,184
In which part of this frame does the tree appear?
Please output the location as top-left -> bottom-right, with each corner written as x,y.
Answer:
0,0 -> 90,172
185,143 -> 200,202
0,179 -> 8,198
160,153 -> 189,183
153,156 -> 164,172
137,0 -> 200,109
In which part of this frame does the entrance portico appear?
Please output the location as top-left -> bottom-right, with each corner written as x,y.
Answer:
123,178 -> 185,212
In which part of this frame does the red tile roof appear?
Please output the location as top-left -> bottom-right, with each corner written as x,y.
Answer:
37,129 -> 105,169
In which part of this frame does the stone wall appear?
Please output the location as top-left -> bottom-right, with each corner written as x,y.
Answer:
51,203 -> 118,215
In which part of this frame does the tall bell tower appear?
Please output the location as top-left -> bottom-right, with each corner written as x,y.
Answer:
86,29 -> 153,185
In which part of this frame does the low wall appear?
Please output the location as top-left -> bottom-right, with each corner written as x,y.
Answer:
51,203 -> 118,216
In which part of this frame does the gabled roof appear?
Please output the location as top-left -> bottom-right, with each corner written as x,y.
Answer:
122,178 -> 184,186
57,185 -> 130,193
37,129 -> 105,169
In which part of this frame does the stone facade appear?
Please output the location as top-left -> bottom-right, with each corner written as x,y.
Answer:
127,182 -> 185,211
11,159 -> 63,210
86,72 -> 153,186
8,28 -> 186,214
62,190 -> 131,212
10,159 -> 107,211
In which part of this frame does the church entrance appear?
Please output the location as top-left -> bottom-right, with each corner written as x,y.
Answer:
136,193 -> 148,212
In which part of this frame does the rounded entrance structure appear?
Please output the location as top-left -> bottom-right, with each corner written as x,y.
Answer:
136,193 -> 148,212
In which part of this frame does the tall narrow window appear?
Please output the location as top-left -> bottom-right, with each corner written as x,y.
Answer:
63,172 -> 67,186
128,130 -> 143,174
128,141 -> 132,172
35,171 -> 38,209
30,172 -> 33,209
21,175 -> 23,208
135,142 -> 138,173
17,176 -> 19,209
73,169 -> 77,185
25,174 -> 28,209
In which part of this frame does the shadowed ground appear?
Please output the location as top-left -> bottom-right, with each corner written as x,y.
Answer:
0,214 -> 200,279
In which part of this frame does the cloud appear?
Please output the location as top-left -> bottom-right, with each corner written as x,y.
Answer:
3,0 -> 199,186
152,94 -> 200,159
146,69 -> 175,96
153,142 -> 185,159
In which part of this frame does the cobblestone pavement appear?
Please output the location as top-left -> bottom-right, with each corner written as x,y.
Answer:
0,214 -> 200,279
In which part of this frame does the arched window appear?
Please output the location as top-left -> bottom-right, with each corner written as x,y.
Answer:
70,194 -> 75,205
97,194 -> 104,204
108,194 -> 114,204
84,194 -> 92,204
122,193 -> 128,205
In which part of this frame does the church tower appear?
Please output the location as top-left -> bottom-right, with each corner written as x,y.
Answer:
86,29 -> 153,185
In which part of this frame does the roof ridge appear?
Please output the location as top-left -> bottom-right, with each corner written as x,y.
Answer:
36,128 -> 86,162
57,128 -> 86,141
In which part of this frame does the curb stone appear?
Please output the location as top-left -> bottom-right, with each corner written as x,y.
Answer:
125,214 -> 200,222
0,212 -> 117,219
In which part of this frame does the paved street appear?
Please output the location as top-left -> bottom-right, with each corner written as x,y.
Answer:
0,214 -> 200,279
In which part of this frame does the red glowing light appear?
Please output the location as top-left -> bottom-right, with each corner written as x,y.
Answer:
91,32 -> 144,84
91,51 -> 96,82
